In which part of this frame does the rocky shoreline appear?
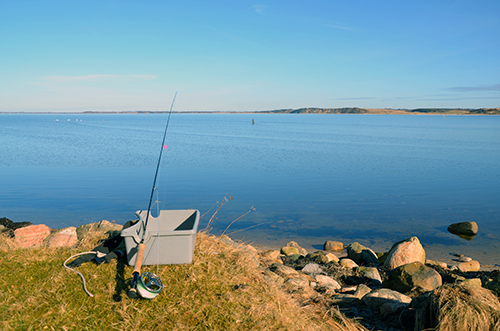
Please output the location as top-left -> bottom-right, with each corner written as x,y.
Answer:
3,217 -> 500,330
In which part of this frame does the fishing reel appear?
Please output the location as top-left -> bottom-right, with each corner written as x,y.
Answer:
129,271 -> 163,300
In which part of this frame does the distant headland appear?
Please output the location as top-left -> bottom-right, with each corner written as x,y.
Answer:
1,107 -> 499,115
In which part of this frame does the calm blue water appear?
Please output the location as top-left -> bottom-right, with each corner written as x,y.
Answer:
1,114 -> 499,264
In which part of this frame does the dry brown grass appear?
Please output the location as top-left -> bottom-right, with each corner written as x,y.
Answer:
0,230 -> 365,330
415,282 -> 500,331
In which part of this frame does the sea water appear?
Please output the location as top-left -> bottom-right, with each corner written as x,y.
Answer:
0,113 -> 499,265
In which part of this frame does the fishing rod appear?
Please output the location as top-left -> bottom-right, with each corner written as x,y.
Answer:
128,91 -> 177,299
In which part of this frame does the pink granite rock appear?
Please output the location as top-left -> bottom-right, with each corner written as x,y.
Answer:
14,224 -> 51,247
48,227 -> 78,248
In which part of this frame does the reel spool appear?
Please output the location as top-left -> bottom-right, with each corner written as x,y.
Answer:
136,272 -> 163,299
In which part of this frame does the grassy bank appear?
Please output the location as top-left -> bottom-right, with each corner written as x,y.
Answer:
0,231 -> 363,331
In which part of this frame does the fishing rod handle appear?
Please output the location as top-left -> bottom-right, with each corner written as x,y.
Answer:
128,243 -> 146,298
133,243 -> 146,274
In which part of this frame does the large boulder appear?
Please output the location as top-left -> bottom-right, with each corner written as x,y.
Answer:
447,221 -> 478,238
384,236 -> 425,270
383,262 -> 442,293
14,224 -> 51,247
346,242 -> 379,266
362,288 -> 412,309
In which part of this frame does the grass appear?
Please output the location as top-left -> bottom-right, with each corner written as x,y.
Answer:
0,230 -> 365,330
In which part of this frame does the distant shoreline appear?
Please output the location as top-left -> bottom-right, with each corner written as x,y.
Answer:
1,107 -> 499,115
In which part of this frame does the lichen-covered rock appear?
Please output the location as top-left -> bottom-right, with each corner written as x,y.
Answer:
323,240 -> 343,252
383,262 -> 442,293
281,246 -> 300,256
284,241 -> 307,256
384,236 -> 425,269
346,242 -> 379,266
14,224 -> 51,247
305,251 -> 331,263
448,221 -> 478,236
362,288 -> 412,309
458,260 -> 480,272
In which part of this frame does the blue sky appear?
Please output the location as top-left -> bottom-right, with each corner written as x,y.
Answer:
1,0 -> 499,112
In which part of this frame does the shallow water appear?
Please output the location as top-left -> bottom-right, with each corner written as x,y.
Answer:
1,113 -> 499,265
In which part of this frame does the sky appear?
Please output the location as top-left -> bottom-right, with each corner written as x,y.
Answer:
1,0 -> 499,112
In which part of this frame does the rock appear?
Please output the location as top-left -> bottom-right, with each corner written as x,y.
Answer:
353,284 -> 372,299
271,263 -> 300,277
339,258 -> 358,269
48,227 -> 78,248
458,255 -> 472,262
383,262 -> 442,293
264,269 -> 284,284
261,249 -> 280,261
458,260 -> 480,272
325,252 -> 339,263
14,224 -> 51,247
362,288 -> 412,309
305,251 -> 331,264
346,242 -> 379,266
380,302 -> 409,317
459,278 -> 482,287
330,293 -> 361,305
384,236 -> 426,270
281,246 -> 300,256
76,220 -> 123,240
323,240 -> 343,252
285,277 -> 309,288
426,259 -> 448,269
301,263 -> 323,275
287,254 -> 302,261
284,241 -> 307,256
315,275 -> 341,290
356,266 -> 382,287
448,221 -> 478,237
0,217 -> 33,237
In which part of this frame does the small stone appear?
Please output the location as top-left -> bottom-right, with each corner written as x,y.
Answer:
339,258 -> 358,269
459,278 -> 482,287
281,246 -> 300,256
323,240 -> 343,252
285,277 -> 309,288
271,263 -> 299,277
325,252 -> 339,263
458,256 -> 472,262
346,242 -> 379,266
426,259 -> 448,268
284,241 -> 307,256
356,266 -> 382,287
14,224 -> 51,247
458,260 -> 480,272
353,284 -> 372,299
315,275 -> 341,289
302,263 -> 323,275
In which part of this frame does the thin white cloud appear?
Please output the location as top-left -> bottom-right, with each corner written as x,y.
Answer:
251,4 -> 268,15
448,83 -> 500,92
324,23 -> 353,31
42,74 -> 158,83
